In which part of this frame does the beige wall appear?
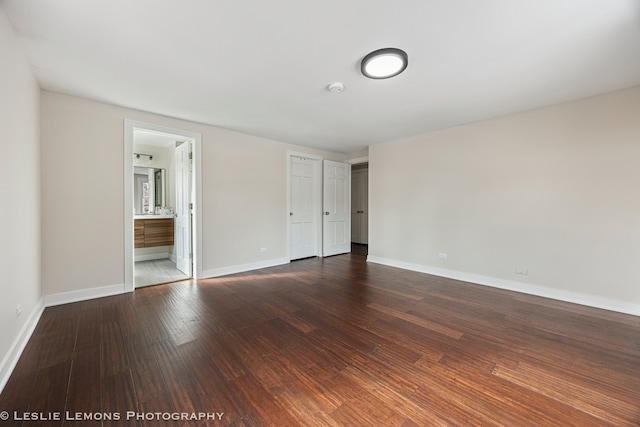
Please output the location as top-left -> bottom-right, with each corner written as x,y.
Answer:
41,91 -> 348,296
369,86 -> 640,313
0,9 -> 42,377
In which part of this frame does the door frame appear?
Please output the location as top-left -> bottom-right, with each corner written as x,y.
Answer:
286,151 -> 323,260
124,119 -> 202,293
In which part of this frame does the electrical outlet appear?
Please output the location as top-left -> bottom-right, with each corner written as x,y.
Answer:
515,267 -> 528,275
16,305 -> 21,318
438,253 -> 448,259
260,247 -> 268,253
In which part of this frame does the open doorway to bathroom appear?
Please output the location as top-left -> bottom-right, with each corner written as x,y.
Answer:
123,120 -> 202,292
133,131 -> 189,286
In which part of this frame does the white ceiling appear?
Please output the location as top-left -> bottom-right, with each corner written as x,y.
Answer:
4,0 -> 640,153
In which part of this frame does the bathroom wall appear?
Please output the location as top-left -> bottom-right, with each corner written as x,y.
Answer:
133,142 -> 174,213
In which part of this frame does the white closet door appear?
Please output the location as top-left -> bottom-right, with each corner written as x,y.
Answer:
323,160 -> 351,256
290,156 -> 320,260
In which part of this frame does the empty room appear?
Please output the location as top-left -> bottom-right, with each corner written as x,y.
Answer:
1,1 -> 639,425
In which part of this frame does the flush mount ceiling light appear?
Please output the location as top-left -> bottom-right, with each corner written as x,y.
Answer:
361,48 -> 408,79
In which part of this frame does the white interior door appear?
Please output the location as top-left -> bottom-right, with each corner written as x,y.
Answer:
290,156 -> 320,260
323,160 -> 351,256
175,141 -> 192,276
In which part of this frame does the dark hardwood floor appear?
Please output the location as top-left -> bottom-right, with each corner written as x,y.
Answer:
1,247 -> 639,426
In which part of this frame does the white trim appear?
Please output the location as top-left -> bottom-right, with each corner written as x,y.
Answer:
192,135 -> 203,280
124,120 -> 203,292
202,257 -> 290,279
44,284 -> 125,307
286,151 -> 323,261
134,252 -> 171,262
367,256 -> 640,317
347,156 -> 369,164
124,121 -> 134,292
0,298 -> 45,394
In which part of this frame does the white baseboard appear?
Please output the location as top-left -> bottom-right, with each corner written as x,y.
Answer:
135,252 -> 171,262
0,298 -> 45,394
44,284 -> 127,307
202,257 -> 289,279
367,256 -> 640,317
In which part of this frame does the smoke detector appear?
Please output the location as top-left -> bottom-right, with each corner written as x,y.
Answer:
327,82 -> 345,93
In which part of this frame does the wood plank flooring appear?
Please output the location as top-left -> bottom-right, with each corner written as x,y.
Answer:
1,248 -> 639,426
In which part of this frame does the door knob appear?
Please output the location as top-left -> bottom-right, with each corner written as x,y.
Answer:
290,212 -> 293,216
325,212 -> 330,215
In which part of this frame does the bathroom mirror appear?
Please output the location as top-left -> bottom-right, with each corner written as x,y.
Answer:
134,167 -> 166,214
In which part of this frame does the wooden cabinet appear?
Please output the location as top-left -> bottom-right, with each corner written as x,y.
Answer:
134,218 -> 174,248
134,220 -> 145,248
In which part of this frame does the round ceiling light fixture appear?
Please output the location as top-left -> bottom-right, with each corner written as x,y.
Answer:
361,48 -> 408,79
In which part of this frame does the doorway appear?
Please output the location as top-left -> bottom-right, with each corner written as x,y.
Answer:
350,161 -> 369,258
124,120 -> 202,293
351,162 -> 368,244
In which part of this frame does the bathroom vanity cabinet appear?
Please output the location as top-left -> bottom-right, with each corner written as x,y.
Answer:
134,217 -> 174,248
